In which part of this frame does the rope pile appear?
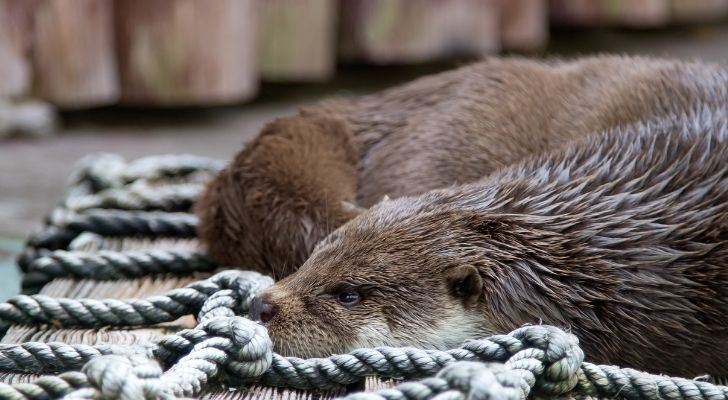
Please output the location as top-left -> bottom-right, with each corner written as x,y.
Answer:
2,154 -> 726,400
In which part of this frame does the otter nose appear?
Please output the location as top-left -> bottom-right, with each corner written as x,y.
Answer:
249,296 -> 278,324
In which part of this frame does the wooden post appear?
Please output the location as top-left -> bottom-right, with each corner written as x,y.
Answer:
115,0 -> 259,106
339,0 -> 500,64
671,0 -> 728,24
499,0 -> 548,51
33,0 -> 120,109
0,0 -> 38,97
551,0 -> 672,27
606,0 -> 671,27
549,0 -> 607,27
259,0 -> 337,82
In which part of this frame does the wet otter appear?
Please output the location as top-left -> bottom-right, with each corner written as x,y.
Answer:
252,106 -> 728,377
197,56 -> 728,279
195,113 -> 361,278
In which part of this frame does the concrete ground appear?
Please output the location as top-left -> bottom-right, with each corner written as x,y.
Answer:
1,24 -> 727,299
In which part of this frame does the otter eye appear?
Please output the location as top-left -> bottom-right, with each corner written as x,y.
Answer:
337,291 -> 360,307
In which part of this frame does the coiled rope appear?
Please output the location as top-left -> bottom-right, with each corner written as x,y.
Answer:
1,269 -> 727,400
20,249 -> 216,291
68,153 -> 224,193
64,182 -> 203,213
26,210 -> 198,251
0,270 -> 268,330
18,153 -> 221,270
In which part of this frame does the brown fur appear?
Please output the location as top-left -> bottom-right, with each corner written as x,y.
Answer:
259,107 -> 728,376
195,112 -> 359,277
197,56 -> 728,375
198,56 -> 727,277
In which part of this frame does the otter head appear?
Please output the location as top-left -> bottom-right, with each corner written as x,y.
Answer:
250,194 -> 498,357
196,112 -> 361,279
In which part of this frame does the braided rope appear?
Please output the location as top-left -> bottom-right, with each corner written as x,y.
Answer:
575,363 -> 728,400
64,182 -> 202,213
343,361 -> 537,400
69,153 -> 224,193
0,271 -> 272,329
120,154 -> 225,184
27,210 -> 198,251
20,249 -> 216,290
68,153 -> 127,193
257,325 -> 571,390
0,371 -> 90,400
60,317 -> 271,400
0,342 -> 152,373
0,268 -> 727,400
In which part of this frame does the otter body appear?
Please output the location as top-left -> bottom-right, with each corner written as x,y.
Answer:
197,56 -> 728,376
255,107 -> 728,377
198,56 -> 728,277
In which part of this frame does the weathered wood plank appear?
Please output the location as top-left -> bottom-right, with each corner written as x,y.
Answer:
202,385 -> 346,400
259,0 -> 337,82
32,0 -> 119,109
0,0 -> 38,97
364,376 -> 398,391
607,0 -> 670,27
671,0 -> 728,23
114,0 -> 259,106
549,0 -> 607,27
498,0 -> 548,51
551,0 -> 673,27
339,0 -> 500,64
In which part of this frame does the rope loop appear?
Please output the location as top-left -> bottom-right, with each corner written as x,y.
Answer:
83,354 -> 164,400
0,265 -> 726,400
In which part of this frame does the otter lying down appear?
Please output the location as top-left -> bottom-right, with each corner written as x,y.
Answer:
196,56 -> 727,378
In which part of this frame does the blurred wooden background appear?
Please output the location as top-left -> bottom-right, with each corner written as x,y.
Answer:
0,0 -> 726,109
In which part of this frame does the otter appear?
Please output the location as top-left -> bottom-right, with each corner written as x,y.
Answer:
252,106 -> 728,377
195,113 -> 361,278
197,56 -> 728,279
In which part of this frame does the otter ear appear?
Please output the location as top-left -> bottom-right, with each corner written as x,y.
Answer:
445,265 -> 482,307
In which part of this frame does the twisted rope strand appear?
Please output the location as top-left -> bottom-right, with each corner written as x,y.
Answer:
64,183 -> 202,213
69,153 -> 224,193
0,372 -> 90,400
27,210 -> 198,251
0,271 -> 272,328
0,342 -> 152,373
342,361 -> 538,400
120,154 -> 225,184
61,316 -> 271,399
257,326 -> 577,391
1,265 -> 727,400
576,363 -> 728,400
20,249 -> 216,290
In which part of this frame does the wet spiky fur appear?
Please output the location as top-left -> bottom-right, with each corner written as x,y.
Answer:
261,106 -> 728,377
197,56 -> 728,376
198,56 -> 727,278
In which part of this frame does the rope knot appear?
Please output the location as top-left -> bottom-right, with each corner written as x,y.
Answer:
436,361 -> 527,400
508,325 -> 583,396
83,354 -> 164,400
200,316 -> 273,380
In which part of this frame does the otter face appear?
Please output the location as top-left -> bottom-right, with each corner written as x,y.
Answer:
250,198 -> 493,357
